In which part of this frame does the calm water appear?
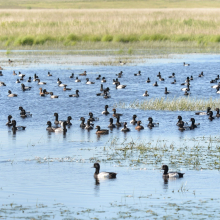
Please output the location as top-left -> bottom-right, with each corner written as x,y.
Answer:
0,53 -> 220,219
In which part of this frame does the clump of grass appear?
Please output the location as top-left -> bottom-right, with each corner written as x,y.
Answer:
114,97 -> 220,111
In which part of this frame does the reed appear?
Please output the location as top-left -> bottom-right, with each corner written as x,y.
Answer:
1,9 -> 220,49
114,97 -> 220,111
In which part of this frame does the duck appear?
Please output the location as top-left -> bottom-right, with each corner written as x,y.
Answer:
210,79 -> 217,83
208,111 -> 215,120
100,84 -> 104,91
58,81 -> 66,87
39,88 -> 45,96
190,75 -> 193,80
33,74 -> 39,81
69,73 -> 74,78
63,85 -> 71,91
69,90 -> 79,97
43,89 -> 50,95
130,115 -> 137,124
57,78 -> 60,83
159,76 -> 165,81
153,81 -> 158,87
119,61 -> 126,65
181,84 -> 190,91
21,83 -> 31,91
176,116 -> 188,126
143,91 -> 149,96
75,77 -> 81,83
178,121 -> 189,131
103,92 -> 111,99
121,122 -> 130,132
115,115 -> 122,127
189,118 -> 200,129
116,82 -> 126,89
54,113 -> 65,125
52,121 -> 67,133
46,121 -> 56,132
101,77 -> 106,83
147,117 -> 159,128
66,116 -> 72,125
50,92 -> 59,98
48,72 -> 52,77
216,108 -> 220,117
19,107 -> 32,117
112,108 -> 123,118
195,107 -> 211,115
113,78 -> 119,85
169,73 -> 175,78
183,62 -> 190,66
171,79 -> 176,84
89,112 -> 99,122
11,120 -> 26,131
8,59 -> 13,63
16,79 -> 21,83
146,77 -> 151,83
6,115 -> 13,126
0,71 -> 3,76
216,87 -> 220,94
27,77 -> 32,82
216,75 -> 220,80
134,71 -> 141,76
79,71 -> 87,76
86,78 -> 95,84
164,87 -> 170,94
92,163 -> 117,179
0,81 -> 6,86
212,82 -> 220,89
161,165 -> 184,178
80,117 -> 86,128
157,72 -> 161,77
102,105 -> 109,115
108,118 -> 116,128
37,79 -> 46,85
135,121 -> 144,130
18,72 -> 25,77
95,126 -> 109,134
8,90 -> 17,97
198,71 -> 204,77
184,90 -> 190,96
85,120 -> 93,130
96,75 -> 101,80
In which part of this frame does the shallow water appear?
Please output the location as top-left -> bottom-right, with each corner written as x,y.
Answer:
0,53 -> 220,219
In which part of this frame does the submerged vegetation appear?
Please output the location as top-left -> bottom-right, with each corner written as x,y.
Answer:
1,9 -> 220,49
114,97 -> 220,111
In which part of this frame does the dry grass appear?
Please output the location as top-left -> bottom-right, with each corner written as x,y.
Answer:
1,9 -> 220,48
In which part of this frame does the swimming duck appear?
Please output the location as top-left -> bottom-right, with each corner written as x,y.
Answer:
48,72 -> 52,77
8,90 -> 17,97
157,72 -> 161,77
164,87 -> 170,94
0,71 -> 3,76
198,71 -> 204,77
69,73 -> 74,78
37,79 -> 47,85
8,59 -> 13,63
20,75 -> 25,81
212,82 -> 220,89
103,92 -> 111,99
135,121 -> 144,130
27,77 -> 32,82
54,113 -> 65,125
171,79 -> 176,84
143,91 -> 149,96
176,116 -> 188,126
216,75 -> 220,80
18,72 -> 25,77
216,87 -> 220,94
19,107 -> 32,117
116,82 -> 126,89
130,115 -> 137,124
86,78 -> 95,84
113,78 -> 119,85
134,71 -> 141,76
58,81 -> 66,87
169,73 -> 175,78
69,90 -> 79,97
190,75 -> 193,80
11,120 -> 26,131
50,92 -> 59,98
52,121 -> 67,133
85,120 -> 93,130
189,118 -> 200,129
43,89 -> 50,95
16,79 -> 21,83
116,71 -> 123,77
57,78 -> 60,83
183,62 -> 190,66
210,79 -> 217,83
208,111 -> 214,120
112,108 -> 123,118
46,121 -> 56,132
159,76 -> 165,81
162,165 -> 184,178
80,117 -> 86,128
115,115 -> 122,127
88,112 -> 99,122
96,75 -> 101,80
181,84 -> 190,91
121,122 -> 130,132
108,118 -> 116,128
21,83 -> 31,91
102,105 -> 109,115
63,85 -> 71,91
147,117 -> 159,128
0,81 -> 6,86
146,77 -> 151,83
33,74 -> 39,81
39,88 -> 45,96
178,121 -> 189,131
195,107 -> 211,115
153,81 -> 158,86
92,163 -> 117,179
97,87 -> 110,96
101,77 -> 106,83
119,61 -> 126,65
184,90 -> 190,96
216,108 -> 220,117
66,116 -> 72,125
95,126 -> 109,134
79,71 -> 87,76
6,115 -> 13,126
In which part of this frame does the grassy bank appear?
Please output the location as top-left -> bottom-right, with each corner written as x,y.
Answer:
1,9 -> 220,50
114,97 -> 220,111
